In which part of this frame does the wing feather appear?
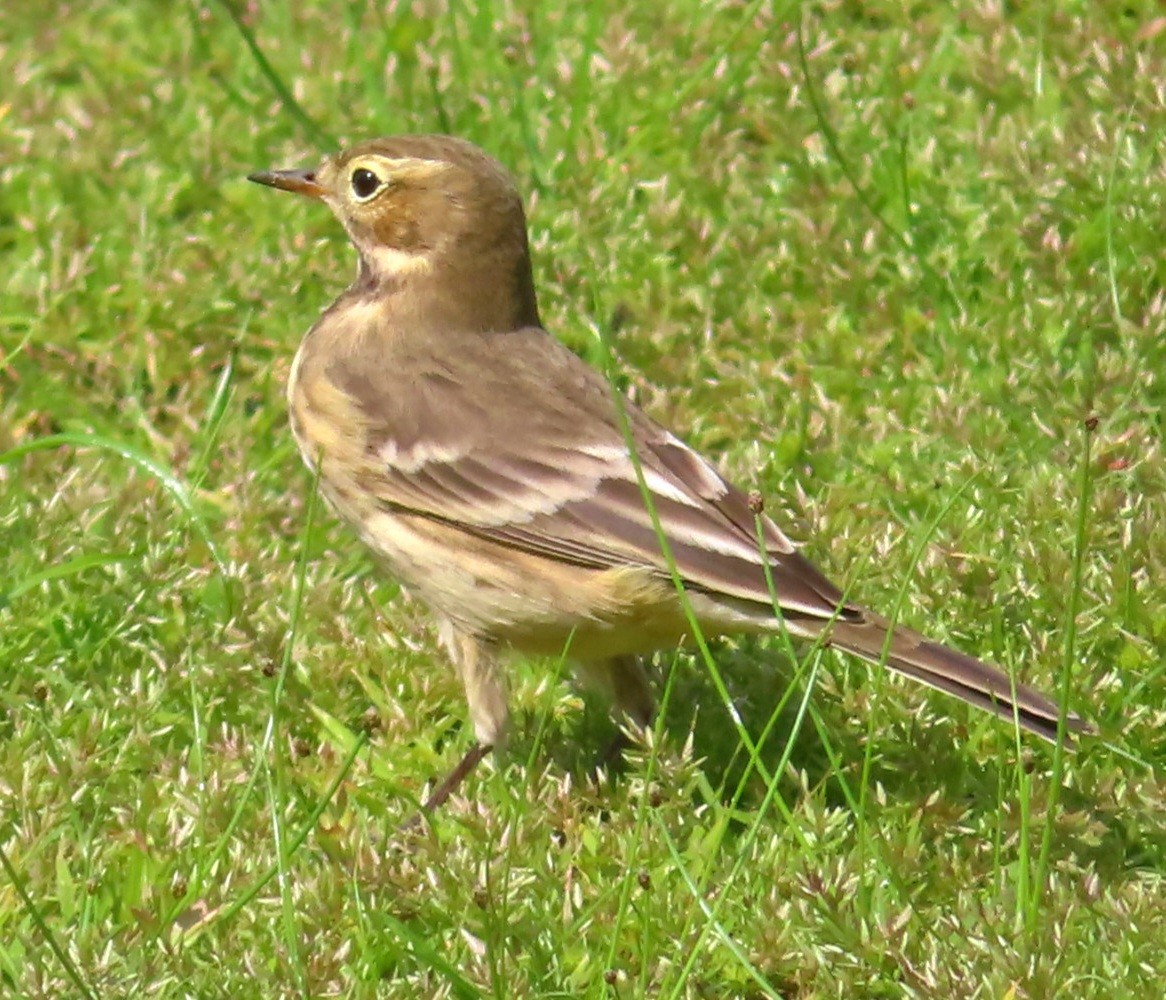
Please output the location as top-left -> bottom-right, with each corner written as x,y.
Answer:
329,324 -> 853,621
368,429 -> 851,620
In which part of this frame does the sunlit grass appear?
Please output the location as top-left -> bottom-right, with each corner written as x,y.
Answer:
1,2 -> 1162,996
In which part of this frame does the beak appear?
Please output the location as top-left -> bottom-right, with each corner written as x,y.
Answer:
247,168 -> 325,199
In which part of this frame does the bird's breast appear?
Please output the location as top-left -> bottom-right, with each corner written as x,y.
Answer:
286,335 -> 376,503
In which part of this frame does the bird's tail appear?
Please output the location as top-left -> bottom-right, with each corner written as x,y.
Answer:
808,612 -> 1091,743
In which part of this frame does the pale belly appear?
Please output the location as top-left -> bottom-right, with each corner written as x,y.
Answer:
344,503 -> 705,660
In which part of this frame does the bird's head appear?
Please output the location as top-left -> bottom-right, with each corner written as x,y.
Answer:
249,135 -> 539,328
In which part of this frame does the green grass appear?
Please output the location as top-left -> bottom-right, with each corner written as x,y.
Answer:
1,1 -> 1163,996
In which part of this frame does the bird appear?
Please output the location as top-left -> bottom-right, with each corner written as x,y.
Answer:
248,135 -> 1089,812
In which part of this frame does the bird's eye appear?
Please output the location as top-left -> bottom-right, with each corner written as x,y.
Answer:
350,167 -> 383,201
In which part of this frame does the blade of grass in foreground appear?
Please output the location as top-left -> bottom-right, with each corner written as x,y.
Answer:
376,910 -> 486,1000
0,552 -> 133,610
0,432 -> 233,599
187,322 -> 245,491
166,461 -> 319,934
588,315 -> 788,979
176,728 -> 369,941
1025,414 -> 1097,933
588,311 -> 867,988
662,659 -> 821,1000
854,476 -> 983,847
0,837 -> 98,1000
211,0 -> 335,150
796,9 -> 963,315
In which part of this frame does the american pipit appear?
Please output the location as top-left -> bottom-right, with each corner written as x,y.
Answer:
249,136 -> 1089,811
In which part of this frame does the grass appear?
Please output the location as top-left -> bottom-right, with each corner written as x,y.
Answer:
1,0 -> 1163,996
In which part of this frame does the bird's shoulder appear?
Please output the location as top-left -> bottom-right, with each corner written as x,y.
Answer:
314,304 -> 624,451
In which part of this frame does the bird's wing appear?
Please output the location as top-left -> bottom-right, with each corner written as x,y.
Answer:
335,326 -> 855,623
326,324 -> 1089,742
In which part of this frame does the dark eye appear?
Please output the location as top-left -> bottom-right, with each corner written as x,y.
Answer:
351,167 -> 382,200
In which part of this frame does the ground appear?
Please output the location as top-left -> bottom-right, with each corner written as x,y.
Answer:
1,2 -> 1163,997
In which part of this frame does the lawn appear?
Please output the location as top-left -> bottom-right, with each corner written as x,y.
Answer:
1,1 -> 1163,997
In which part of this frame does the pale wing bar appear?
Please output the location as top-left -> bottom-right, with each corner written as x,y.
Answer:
373,434 -> 859,622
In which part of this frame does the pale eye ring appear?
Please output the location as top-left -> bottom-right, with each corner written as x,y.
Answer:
350,167 -> 382,201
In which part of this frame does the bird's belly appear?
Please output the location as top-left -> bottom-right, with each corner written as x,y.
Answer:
342,506 -> 696,659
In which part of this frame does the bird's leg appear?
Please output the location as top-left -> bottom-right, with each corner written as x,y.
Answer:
401,624 -> 508,831
421,740 -> 492,811
400,743 -> 493,833
582,655 -> 656,777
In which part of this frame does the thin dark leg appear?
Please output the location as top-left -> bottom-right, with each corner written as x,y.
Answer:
401,741 -> 491,831
423,740 -> 491,811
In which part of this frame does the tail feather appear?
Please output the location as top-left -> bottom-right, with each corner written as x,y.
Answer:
817,613 -> 1090,744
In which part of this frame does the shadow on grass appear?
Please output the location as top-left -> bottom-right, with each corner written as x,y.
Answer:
502,640 -> 1162,877
506,639 -> 858,817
